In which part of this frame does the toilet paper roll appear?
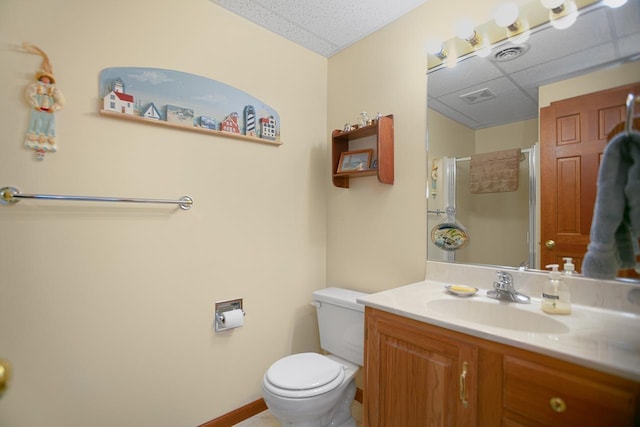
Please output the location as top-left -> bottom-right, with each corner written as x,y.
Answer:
222,309 -> 244,329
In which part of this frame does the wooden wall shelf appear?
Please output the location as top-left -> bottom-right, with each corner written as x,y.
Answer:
331,114 -> 394,188
99,110 -> 283,146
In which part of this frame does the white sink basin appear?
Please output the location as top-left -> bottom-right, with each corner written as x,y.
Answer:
426,298 -> 570,334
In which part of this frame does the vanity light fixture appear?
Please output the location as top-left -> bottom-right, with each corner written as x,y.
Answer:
540,0 -> 579,29
427,0 -> 605,74
494,1 -> 531,43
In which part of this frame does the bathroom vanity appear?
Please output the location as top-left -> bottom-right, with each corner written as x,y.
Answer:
358,271 -> 640,426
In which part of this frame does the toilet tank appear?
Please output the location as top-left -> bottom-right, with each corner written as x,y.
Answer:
312,287 -> 368,367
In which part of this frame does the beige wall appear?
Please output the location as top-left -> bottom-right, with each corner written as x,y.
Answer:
326,0 -> 501,293
0,0 -> 327,425
539,60 -> 640,107
475,119 -> 539,153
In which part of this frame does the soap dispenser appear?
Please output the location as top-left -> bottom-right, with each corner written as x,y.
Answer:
542,264 -> 572,315
562,257 -> 576,275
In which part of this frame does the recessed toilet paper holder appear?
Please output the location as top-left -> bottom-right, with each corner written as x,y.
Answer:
215,298 -> 245,332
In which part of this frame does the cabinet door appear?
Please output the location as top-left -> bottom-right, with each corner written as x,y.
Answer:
364,308 -> 477,427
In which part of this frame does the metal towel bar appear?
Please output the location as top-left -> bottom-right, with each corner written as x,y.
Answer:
0,186 -> 193,210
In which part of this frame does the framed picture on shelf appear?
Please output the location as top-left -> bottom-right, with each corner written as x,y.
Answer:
337,149 -> 373,173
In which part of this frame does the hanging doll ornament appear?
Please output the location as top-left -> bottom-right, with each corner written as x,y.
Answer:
22,42 -> 65,160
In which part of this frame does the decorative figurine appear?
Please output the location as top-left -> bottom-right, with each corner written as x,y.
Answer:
358,112 -> 370,128
22,42 -> 65,160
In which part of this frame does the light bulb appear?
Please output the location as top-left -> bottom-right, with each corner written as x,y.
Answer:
550,11 -> 577,29
549,1 -> 578,29
426,39 -> 447,59
494,2 -> 519,27
454,18 -> 476,41
426,39 -> 442,55
603,0 -> 627,7
540,0 -> 565,9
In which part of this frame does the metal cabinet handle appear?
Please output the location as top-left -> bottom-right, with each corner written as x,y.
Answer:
0,359 -> 10,398
550,397 -> 567,413
459,361 -> 468,408
545,239 -> 556,249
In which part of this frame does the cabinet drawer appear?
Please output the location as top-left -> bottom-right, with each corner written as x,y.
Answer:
503,355 -> 637,426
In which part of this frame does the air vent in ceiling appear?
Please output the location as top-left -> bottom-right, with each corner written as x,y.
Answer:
460,88 -> 496,104
492,44 -> 529,62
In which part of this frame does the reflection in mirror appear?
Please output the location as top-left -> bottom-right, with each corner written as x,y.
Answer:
429,147 -> 535,268
426,0 -> 640,279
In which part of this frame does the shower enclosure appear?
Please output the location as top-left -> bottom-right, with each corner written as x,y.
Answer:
427,147 -> 536,269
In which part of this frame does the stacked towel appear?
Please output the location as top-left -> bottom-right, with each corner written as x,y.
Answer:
583,131 -> 640,279
469,148 -> 521,194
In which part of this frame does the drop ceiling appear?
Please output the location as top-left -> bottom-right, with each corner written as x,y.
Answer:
212,0 -> 640,129
428,1 -> 640,129
210,0 -> 427,57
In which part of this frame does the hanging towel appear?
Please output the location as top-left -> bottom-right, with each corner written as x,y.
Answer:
469,148 -> 521,194
583,130 -> 640,279
625,132 -> 640,247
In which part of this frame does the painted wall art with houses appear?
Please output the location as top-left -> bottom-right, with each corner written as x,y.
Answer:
99,67 -> 281,145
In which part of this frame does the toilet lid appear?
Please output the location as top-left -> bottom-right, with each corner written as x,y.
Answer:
266,353 -> 342,390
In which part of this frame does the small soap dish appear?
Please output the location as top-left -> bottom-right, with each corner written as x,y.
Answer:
445,285 -> 478,297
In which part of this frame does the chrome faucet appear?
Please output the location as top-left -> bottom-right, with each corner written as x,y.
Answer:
486,270 -> 531,303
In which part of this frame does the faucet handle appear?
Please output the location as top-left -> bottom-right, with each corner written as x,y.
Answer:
489,270 -> 531,304
494,270 -> 514,291
496,270 -> 513,283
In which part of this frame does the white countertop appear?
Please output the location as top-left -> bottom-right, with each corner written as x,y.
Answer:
357,280 -> 640,382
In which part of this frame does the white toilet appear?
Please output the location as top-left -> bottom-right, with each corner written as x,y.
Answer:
262,287 -> 367,427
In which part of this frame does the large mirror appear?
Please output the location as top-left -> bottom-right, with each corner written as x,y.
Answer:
426,0 -> 640,278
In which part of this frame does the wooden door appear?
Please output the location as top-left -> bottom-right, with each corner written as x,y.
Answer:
363,308 -> 477,427
540,83 -> 640,273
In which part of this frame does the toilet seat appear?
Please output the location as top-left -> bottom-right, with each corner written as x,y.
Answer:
264,353 -> 345,398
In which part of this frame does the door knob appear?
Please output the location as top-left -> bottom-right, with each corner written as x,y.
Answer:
545,239 -> 556,249
0,359 -> 10,397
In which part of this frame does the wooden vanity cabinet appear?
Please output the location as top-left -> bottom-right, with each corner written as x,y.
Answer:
363,307 -> 479,426
502,353 -> 638,426
363,307 -> 640,427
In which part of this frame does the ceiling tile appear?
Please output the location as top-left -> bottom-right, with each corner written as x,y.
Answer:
211,0 -> 426,57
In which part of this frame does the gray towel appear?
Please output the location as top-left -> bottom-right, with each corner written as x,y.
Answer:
625,132 -> 640,242
583,131 -> 640,279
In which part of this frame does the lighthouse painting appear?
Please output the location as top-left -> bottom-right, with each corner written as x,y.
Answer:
99,67 -> 280,143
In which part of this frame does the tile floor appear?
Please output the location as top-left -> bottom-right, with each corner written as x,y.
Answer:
235,401 -> 363,426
